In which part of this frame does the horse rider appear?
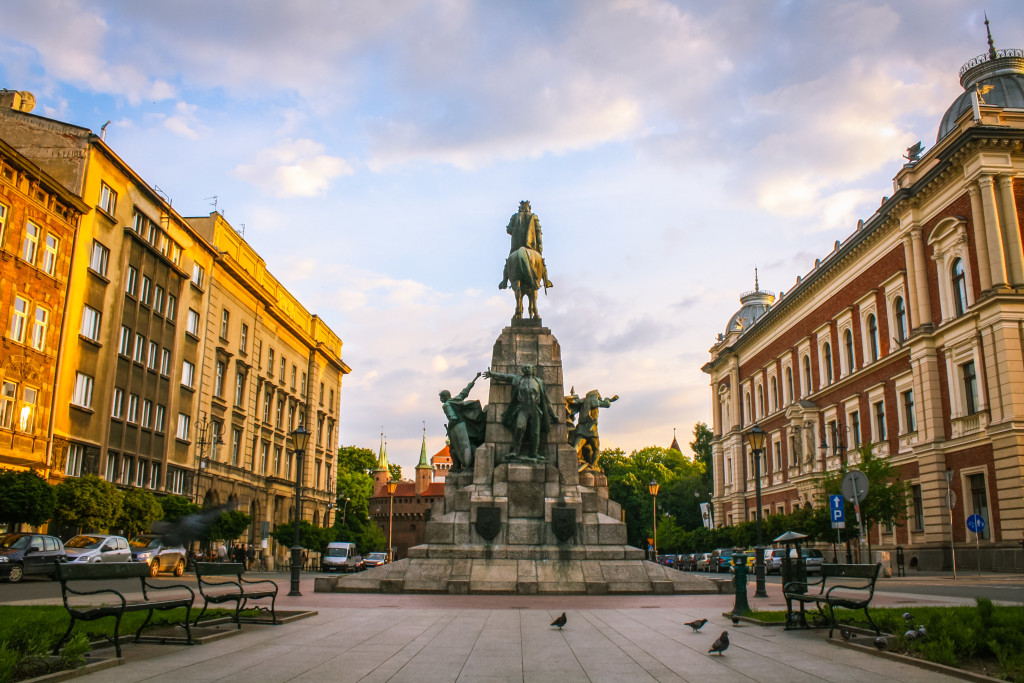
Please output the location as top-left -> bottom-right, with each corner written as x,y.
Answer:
499,200 -> 553,290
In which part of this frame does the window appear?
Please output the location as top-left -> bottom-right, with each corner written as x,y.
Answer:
181,359 -> 196,388
111,387 -> 124,418
329,389 -> 334,407
785,367 -> 793,404
169,243 -> 182,266
867,314 -> 879,362
133,333 -> 145,363
186,309 -> 200,336
235,372 -> 246,405
894,297 -> 908,341
122,457 -> 132,484
962,361 -> 978,414
161,348 -> 171,376
166,294 -> 177,321
127,394 -> 139,423
274,446 -> 283,476
844,329 -> 855,373
148,341 -> 158,369
260,440 -> 269,473
191,263 -> 205,288
149,464 -> 159,489
65,443 -> 84,477
220,309 -> 230,338
119,325 -> 131,355
132,210 -> 146,235
952,259 -> 968,317
155,404 -> 166,433
99,182 -> 117,215
319,382 -> 324,406
140,276 -> 151,305
168,468 -> 184,494
327,421 -> 333,447
291,365 -> 296,390
42,234 -> 58,275
288,402 -> 296,430
31,306 -> 48,351
17,388 -> 36,431
280,357 -> 286,381
9,296 -> 28,343
317,415 -> 325,447
136,460 -> 146,487
80,305 -> 102,341
141,399 -> 152,428
268,348 -> 275,376
89,240 -> 109,276
21,221 -> 38,263
276,396 -> 284,429
176,413 -> 191,440
153,285 -> 165,314
802,355 -> 812,395
823,343 -> 833,384
105,454 -> 117,481
873,400 -> 886,441
0,381 -> 15,429
968,473 -> 991,540
903,390 -> 916,433
263,392 -> 272,422
231,427 -> 242,466
850,411 -> 861,447
72,372 -> 94,408
756,385 -> 764,418
148,222 -> 158,245
301,372 -> 306,394
911,484 -> 924,531
0,203 -> 6,244
214,360 -> 225,397
240,324 -> 248,353
125,266 -> 137,296
770,377 -> 778,413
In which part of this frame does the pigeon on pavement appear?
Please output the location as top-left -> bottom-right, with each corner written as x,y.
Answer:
551,612 -> 567,629
873,636 -> 888,650
840,627 -> 852,641
902,612 -> 913,621
708,631 -> 730,655
684,618 -> 708,632
731,614 -> 740,625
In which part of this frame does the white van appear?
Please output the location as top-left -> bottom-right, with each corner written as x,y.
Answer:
322,542 -> 361,572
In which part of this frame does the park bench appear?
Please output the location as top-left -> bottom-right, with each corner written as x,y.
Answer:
53,561 -> 195,657
193,562 -> 279,628
783,562 -> 881,638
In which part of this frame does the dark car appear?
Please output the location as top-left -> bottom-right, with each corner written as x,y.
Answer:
711,548 -> 738,573
0,533 -> 65,583
130,534 -> 187,576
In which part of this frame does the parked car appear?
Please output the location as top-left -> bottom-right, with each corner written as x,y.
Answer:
130,534 -> 187,576
802,548 -> 824,574
363,552 -> 388,568
677,553 -> 694,571
711,548 -> 739,573
64,534 -> 131,564
763,548 -> 786,574
695,552 -> 712,571
321,542 -> 364,572
0,533 -> 65,583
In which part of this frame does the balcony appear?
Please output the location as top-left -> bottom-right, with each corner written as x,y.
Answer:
951,411 -> 988,440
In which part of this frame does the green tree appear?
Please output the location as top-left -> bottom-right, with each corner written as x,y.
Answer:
0,469 -> 55,530
387,463 -> 402,482
333,446 -> 387,553
271,520 -> 336,553
689,421 -> 713,489
158,495 -> 200,523
53,474 -> 122,533
116,488 -> 162,537
204,510 -> 252,542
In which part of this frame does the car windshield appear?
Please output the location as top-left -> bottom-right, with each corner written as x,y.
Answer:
129,537 -> 160,549
367,553 -> 386,560
326,548 -> 349,557
65,536 -> 105,549
0,534 -> 30,550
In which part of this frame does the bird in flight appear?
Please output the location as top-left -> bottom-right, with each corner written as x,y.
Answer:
708,631 -> 729,656
684,618 -> 708,632
551,612 -> 567,629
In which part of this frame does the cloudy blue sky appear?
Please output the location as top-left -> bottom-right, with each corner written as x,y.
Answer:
2,1 -> 1019,475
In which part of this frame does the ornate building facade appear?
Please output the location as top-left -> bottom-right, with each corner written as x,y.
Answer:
703,40 -> 1024,570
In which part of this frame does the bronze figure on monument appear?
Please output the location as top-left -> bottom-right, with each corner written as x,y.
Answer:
566,389 -> 618,471
439,372 -> 487,472
483,364 -> 558,462
499,200 -> 552,319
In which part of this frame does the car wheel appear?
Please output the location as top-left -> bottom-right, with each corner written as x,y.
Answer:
173,559 -> 185,577
150,560 -> 161,577
8,563 -> 24,583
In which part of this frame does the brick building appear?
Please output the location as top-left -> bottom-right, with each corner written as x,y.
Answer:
702,37 -> 1024,570
369,434 -> 445,560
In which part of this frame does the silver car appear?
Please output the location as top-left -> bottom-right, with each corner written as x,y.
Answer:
64,535 -> 131,563
130,535 -> 186,576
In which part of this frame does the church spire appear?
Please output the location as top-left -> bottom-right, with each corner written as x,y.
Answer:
669,427 -> 682,453
754,267 -> 760,292
416,422 -> 432,470
375,428 -> 389,472
985,12 -> 997,60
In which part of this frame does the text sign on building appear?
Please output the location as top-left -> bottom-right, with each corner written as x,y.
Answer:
966,514 -> 986,534
829,494 -> 846,529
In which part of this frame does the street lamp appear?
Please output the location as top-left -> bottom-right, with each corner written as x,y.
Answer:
648,480 -> 660,561
341,497 -> 351,526
191,414 -> 223,503
944,469 -> 958,580
746,424 -> 768,599
288,424 -> 310,597
386,479 -> 398,563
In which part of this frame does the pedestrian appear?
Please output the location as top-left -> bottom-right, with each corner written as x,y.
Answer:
302,550 -> 308,571
246,544 -> 256,570
217,542 -> 227,562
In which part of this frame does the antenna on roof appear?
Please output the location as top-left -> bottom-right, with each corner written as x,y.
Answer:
205,195 -> 218,213
238,223 -> 245,238
985,12 -> 997,60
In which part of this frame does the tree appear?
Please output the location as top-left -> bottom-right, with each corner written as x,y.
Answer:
53,475 -> 122,533
0,469 -> 55,530
387,463 -> 402,481
334,445 -> 387,553
203,510 -> 252,542
690,422 -> 714,490
116,488 -> 162,537
158,495 -> 200,523
271,520 -> 336,553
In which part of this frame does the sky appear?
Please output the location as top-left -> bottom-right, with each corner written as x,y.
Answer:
2,1 -> 1020,477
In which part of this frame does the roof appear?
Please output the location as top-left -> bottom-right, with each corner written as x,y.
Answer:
372,481 -> 445,499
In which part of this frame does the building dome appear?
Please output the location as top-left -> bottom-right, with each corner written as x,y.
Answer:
937,25 -> 1024,142
725,285 -> 774,335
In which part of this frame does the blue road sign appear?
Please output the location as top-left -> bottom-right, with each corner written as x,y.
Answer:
966,514 -> 986,533
829,494 -> 845,528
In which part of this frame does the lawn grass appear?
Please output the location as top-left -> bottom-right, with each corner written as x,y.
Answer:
750,599 -> 1024,680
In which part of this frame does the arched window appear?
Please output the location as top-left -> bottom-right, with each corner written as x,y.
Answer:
894,296 -> 908,341
744,392 -> 751,425
867,314 -> 879,362
756,385 -> 764,418
952,259 -> 968,316
770,377 -> 778,413
844,329 -> 855,373
785,367 -> 794,404
802,355 -> 812,395
823,343 -> 833,384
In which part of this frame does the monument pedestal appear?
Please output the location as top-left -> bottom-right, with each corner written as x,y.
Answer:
318,320 -> 715,594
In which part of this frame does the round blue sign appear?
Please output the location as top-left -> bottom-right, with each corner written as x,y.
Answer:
966,514 -> 986,533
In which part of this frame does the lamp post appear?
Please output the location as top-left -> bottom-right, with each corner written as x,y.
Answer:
386,479 -> 398,563
746,424 -> 768,599
649,480 -> 660,561
945,469 -> 958,580
288,425 -> 310,597
191,414 -> 223,504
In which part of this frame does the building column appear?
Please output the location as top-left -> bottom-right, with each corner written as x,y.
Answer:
967,184 -> 993,291
910,227 -> 933,326
996,176 -> 1024,287
978,175 -> 1009,288
903,234 -> 922,329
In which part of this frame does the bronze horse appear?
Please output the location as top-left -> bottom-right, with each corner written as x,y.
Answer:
504,246 -> 548,319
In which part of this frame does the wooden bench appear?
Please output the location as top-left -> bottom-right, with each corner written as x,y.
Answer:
193,562 -> 279,628
54,561 -> 195,657
783,562 -> 881,638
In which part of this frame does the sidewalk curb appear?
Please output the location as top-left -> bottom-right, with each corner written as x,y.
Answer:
828,636 -> 1004,682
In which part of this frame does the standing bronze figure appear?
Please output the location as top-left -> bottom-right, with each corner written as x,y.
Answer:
484,365 -> 558,461
499,201 -> 552,319
566,390 -> 618,470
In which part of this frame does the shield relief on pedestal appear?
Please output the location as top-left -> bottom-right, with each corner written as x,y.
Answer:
474,506 -> 502,541
551,506 -> 576,542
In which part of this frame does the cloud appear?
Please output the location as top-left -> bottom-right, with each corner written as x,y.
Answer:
162,101 -> 202,139
234,139 -> 353,198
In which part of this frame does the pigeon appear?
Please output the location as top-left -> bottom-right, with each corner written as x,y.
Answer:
708,631 -> 730,656
684,618 -> 708,632
916,626 -> 926,637
551,612 -> 567,629
902,612 -> 914,621
904,629 -> 919,641
731,615 -> 740,625
840,627 -> 852,641
873,636 -> 888,650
